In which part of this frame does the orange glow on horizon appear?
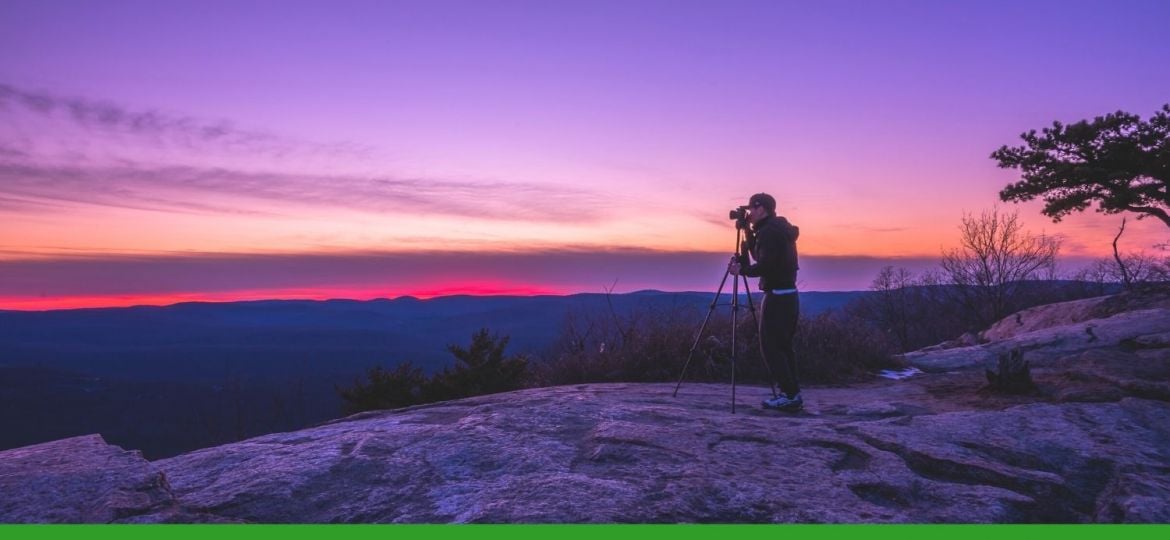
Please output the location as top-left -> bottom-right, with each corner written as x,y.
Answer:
0,281 -> 566,311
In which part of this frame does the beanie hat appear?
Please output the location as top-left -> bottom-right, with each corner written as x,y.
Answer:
748,193 -> 776,214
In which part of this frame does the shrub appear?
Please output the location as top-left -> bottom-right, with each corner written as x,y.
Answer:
336,328 -> 529,414
532,296 -> 715,385
336,363 -> 426,415
535,296 -> 900,387
848,267 -> 968,352
793,313 -> 900,383
425,328 -> 530,401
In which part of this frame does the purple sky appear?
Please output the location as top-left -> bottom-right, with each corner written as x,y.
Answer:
1,0 -> 1168,308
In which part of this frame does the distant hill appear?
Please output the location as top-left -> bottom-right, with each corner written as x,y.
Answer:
0,290 -> 865,381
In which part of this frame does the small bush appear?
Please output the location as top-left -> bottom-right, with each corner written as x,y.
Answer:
336,328 -> 529,414
531,298 -> 712,385
336,363 -> 426,415
793,313 -> 900,383
534,297 -> 900,387
425,329 -> 530,402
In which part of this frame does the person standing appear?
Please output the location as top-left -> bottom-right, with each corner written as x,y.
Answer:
729,193 -> 803,411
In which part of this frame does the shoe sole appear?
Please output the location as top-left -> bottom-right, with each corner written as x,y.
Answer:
761,403 -> 803,411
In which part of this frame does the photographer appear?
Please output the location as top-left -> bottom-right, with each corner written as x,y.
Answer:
729,193 -> 803,411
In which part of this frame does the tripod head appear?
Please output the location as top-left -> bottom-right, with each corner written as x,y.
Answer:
727,206 -> 757,259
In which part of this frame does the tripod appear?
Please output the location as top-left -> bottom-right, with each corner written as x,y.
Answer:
673,224 -> 779,413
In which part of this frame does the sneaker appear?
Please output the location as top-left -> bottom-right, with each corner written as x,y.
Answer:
762,393 -> 804,411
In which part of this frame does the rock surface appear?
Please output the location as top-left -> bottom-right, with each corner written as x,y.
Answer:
902,306 -> 1170,372
141,369 -> 1167,524
981,288 -> 1170,343
0,434 -> 228,523
5,376 -> 1170,523
981,295 -> 1113,342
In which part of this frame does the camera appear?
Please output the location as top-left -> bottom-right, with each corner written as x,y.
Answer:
728,205 -> 749,221
729,205 -> 750,229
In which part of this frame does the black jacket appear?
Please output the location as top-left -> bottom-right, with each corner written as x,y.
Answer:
740,215 -> 800,291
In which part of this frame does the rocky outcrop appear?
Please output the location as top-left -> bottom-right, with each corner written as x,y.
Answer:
136,373 -> 1170,523
902,300 -> 1170,372
981,295 -> 1111,342
0,434 -> 229,523
1044,348 -> 1170,403
4,373 -> 1169,523
1131,331 -> 1170,350
983,289 -> 1170,343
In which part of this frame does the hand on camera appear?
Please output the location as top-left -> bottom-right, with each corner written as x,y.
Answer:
728,256 -> 741,276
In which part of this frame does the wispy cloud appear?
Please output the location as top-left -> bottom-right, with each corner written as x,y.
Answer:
0,143 -> 30,159
0,82 -> 375,160
0,82 -> 616,222
0,159 -> 610,221
0,194 -> 67,213
831,222 -> 910,234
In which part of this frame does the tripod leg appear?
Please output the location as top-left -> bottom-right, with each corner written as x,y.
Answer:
730,264 -> 739,414
742,275 -> 779,399
673,267 -> 732,397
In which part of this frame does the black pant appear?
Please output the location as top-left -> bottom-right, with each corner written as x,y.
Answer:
760,291 -> 800,397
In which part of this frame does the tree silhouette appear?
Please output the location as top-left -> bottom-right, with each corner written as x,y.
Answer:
993,104 -> 1170,229
336,363 -> 427,415
940,208 -> 1060,329
426,328 -> 529,401
336,328 -> 530,415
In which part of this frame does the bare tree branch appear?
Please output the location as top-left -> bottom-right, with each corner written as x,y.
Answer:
1113,218 -> 1133,290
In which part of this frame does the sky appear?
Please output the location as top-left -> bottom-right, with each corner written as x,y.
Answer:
1,0 -> 1168,309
